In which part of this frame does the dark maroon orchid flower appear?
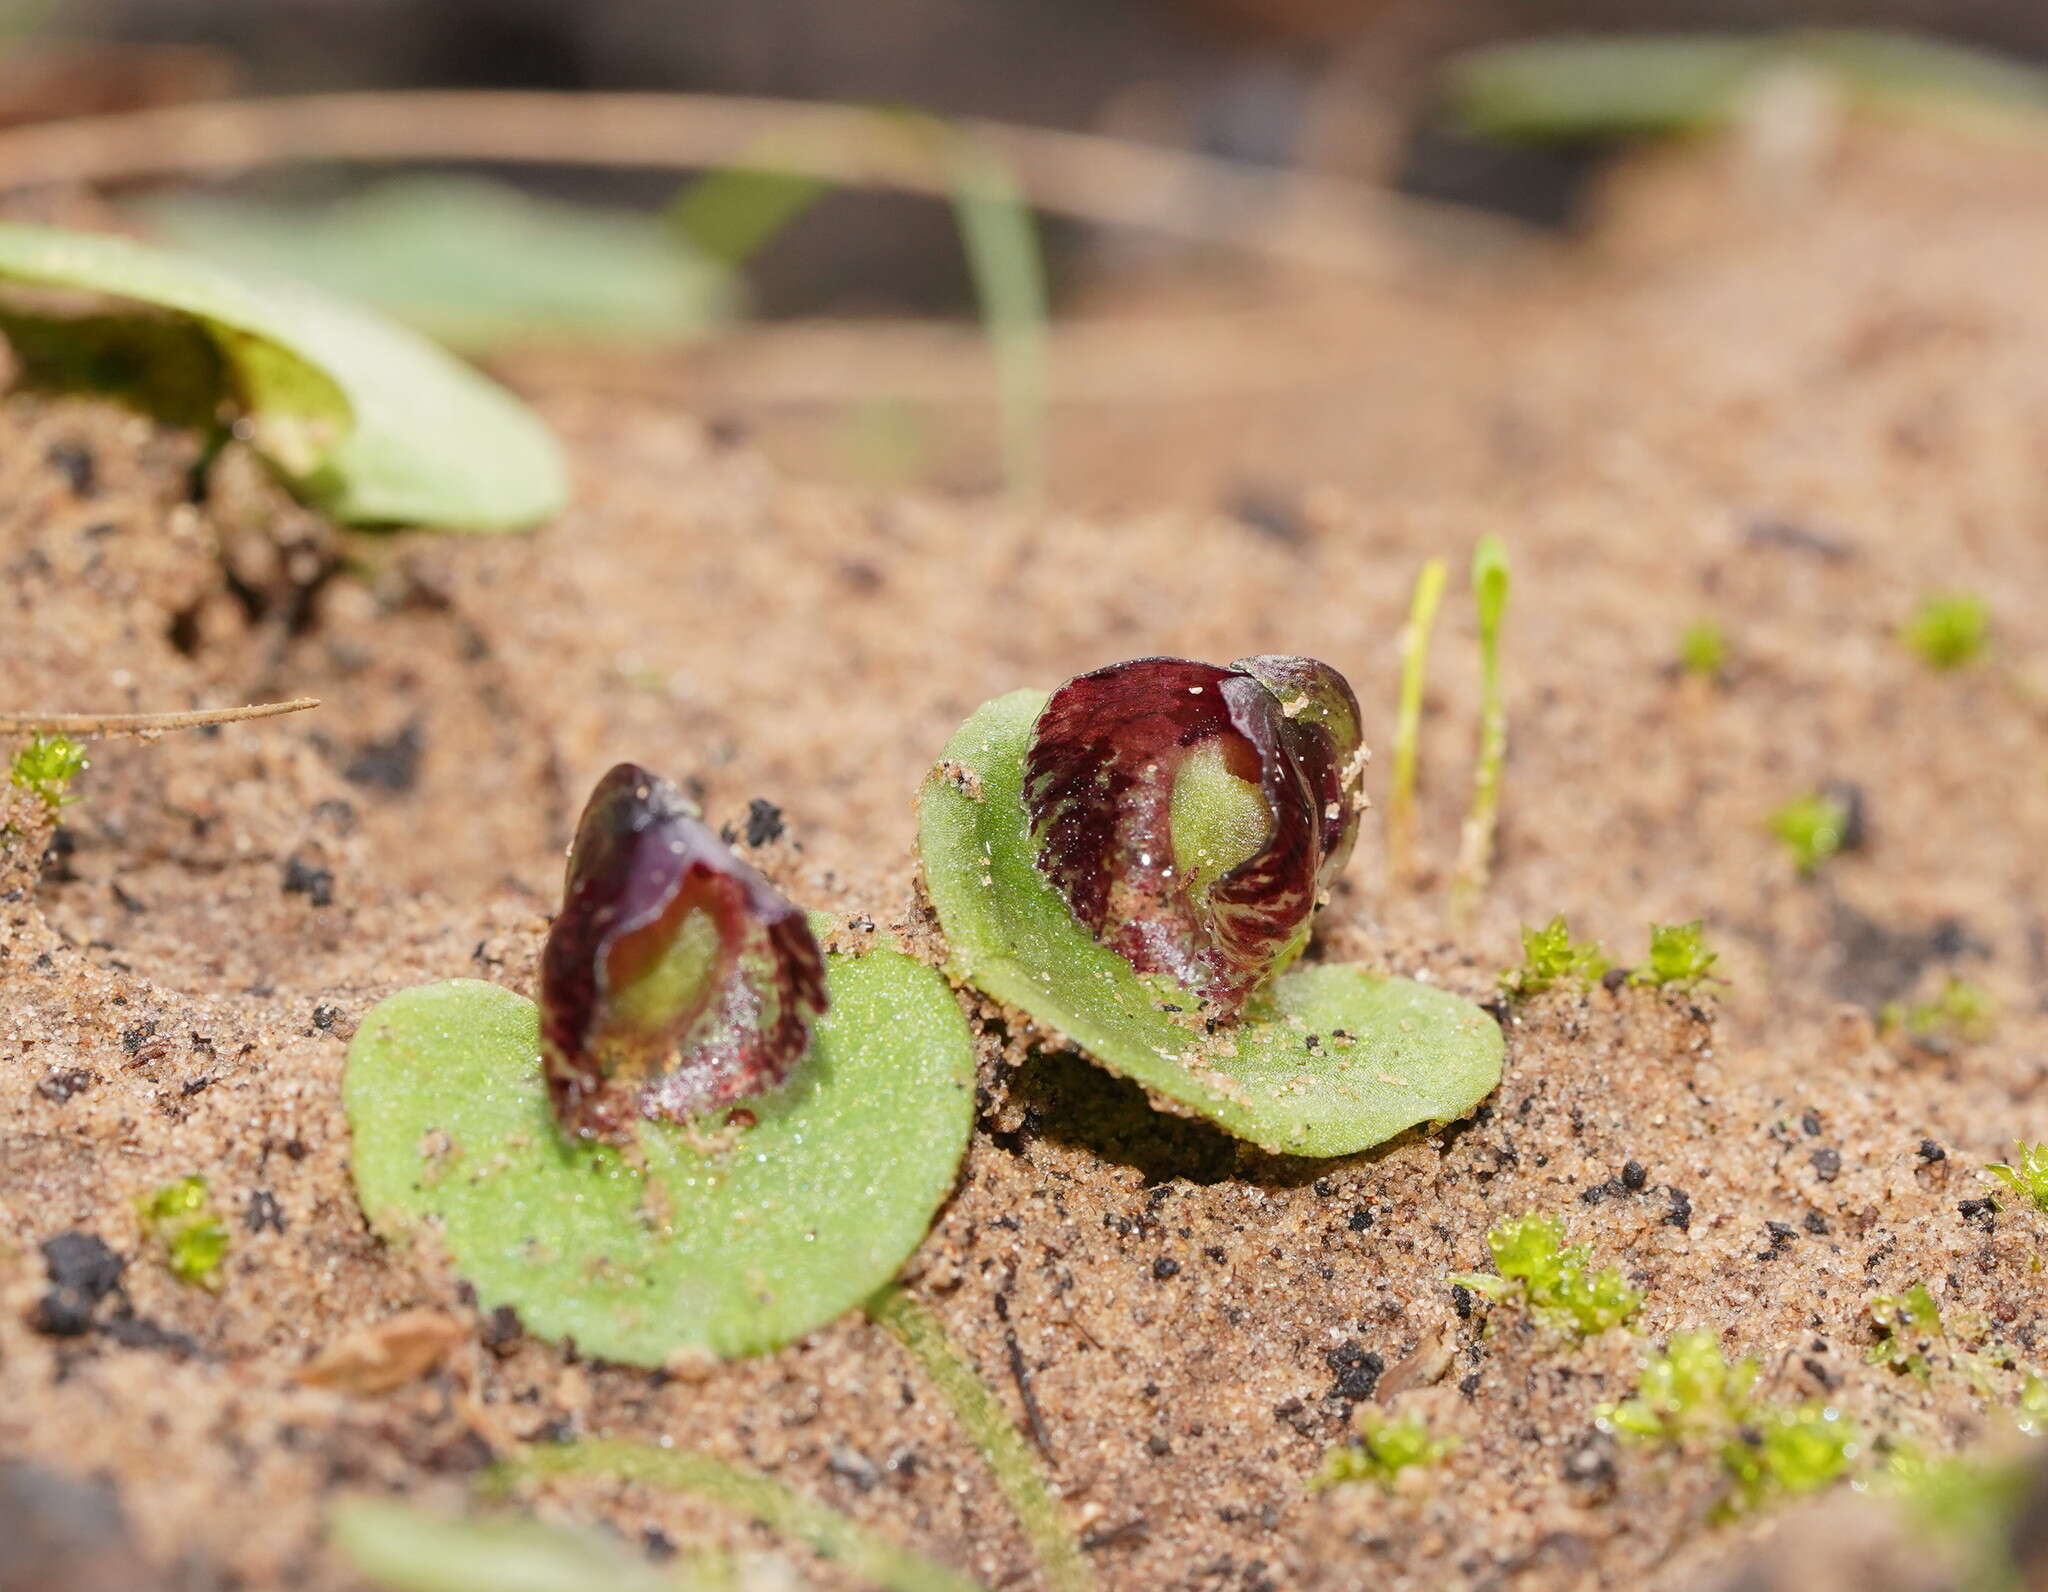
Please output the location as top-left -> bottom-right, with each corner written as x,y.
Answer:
1023,655 -> 1366,1018
539,763 -> 827,1141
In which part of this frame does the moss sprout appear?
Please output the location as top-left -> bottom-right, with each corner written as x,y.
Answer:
1311,1409 -> 1457,1491
1499,916 -> 1610,999
1768,790 -> 1853,876
1455,1212 -> 1642,1336
137,1175 -> 230,1289
1679,620 -> 1727,680
1600,1330 -> 1756,1440
9,732 -> 87,814
1902,592 -> 1991,670
1604,1331 -> 1858,1515
1886,978 -> 1997,1047
1720,1405 -> 1857,1512
1867,1282 -> 1944,1378
1986,1144 -> 2048,1212
1631,922 -> 1719,989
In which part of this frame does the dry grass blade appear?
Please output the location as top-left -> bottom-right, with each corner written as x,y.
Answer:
0,91 -> 1533,278
0,696 -> 319,736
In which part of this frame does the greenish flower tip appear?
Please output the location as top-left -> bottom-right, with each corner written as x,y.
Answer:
136,1174 -> 230,1289
1768,791 -> 1852,876
1600,1330 -> 1757,1441
1454,1212 -> 1642,1336
1679,621 -> 1727,679
1721,1404 -> 1857,1512
1902,592 -> 1991,670
9,733 -> 87,814
1311,1410 -> 1457,1492
1630,922 -> 1719,989
1499,916 -> 1610,999
1884,978 -> 1996,1046
1986,1144 -> 2048,1213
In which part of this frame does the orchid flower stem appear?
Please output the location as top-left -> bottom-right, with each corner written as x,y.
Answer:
1388,559 -> 1446,886
868,1284 -> 1094,1592
1452,536 -> 1510,920
503,1438 -> 981,1592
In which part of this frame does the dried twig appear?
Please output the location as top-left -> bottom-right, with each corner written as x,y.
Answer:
0,90 -> 1531,278
0,697 -> 319,737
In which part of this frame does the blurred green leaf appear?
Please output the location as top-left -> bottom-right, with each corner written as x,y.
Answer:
135,176 -> 731,354
1446,28 -> 2048,145
0,220 -> 566,528
669,165 -> 829,269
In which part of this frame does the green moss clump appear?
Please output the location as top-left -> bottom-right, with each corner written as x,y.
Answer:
1885,979 -> 1997,1046
1768,791 -> 1852,876
1500,916 -> 1610,999
137,1175 -> 229,1289
1986,1144 -> 2048,1212
1601,1330 -> 1756,1440
1311,1410 -> 1457,1491
1867,1282 -> 1944,1378
1455,1212 -> 1642,1336
1679,620 -> 1727,679
9,733 -> 87,814
1631,922 -> 1719,989
1721,1405 -> 1857,1511
1604,1330 -> 1859,1515
1902,592 -> 1991,669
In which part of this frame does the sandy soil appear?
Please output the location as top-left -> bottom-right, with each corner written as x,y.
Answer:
7,114 -> 2048,1591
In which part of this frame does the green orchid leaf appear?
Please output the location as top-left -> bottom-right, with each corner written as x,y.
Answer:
343,948 -> 975,1365
135,177 -> 732,355
0,220 -> 566,528
919,690 -> 1501,1157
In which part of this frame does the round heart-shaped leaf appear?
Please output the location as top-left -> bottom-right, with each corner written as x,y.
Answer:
920,690 -> 1502,1157
344,943 -> 975,1364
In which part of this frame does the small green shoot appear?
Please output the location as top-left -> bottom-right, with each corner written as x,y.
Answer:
1600,1330 -> 1757,1440
1885,978 -> 1997,1046
1452,536 -> 1511,914
1679,620 -> 1727,680
1311,1410 -> 1457,1492
1454,1212 -> 1641,1336
940,126 -> 1050,505
1387,558 -> 1447,884
1720,1405 -> 1857,1513
1768,790 -> 1853,876
1902,593 -> 1991,670
136,1175 -> 229,1289
9,733 -> 87,815
1986,1144 -> 2048,1213
1631,922 -> 1719,990
1867,1282 -> 1944,1378
1499,916 -> 1609,999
